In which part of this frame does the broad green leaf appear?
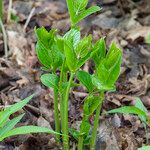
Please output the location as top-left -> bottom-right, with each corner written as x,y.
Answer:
76,70 -> 94,92
40,73 -> 59,89
106,55 -> 122,86
83,135 -> 91,145
74,0 -> 88,14
63,28 -> 80,72
0,114 -> 24,137
64,28 -> 80,49
92,38 -> 106,66
35,27 -> 63,70
80,120 -> 90,137
105,44 -> 122,70
83,95 -> 101,116
97,59 -> 110,84
135,98 -> 147,113
74,6 -> 101,24
92,75 -> 115,91
56,36 -> 64,53
75,35 -> 92,59
135,98 -> 148,124
0,126 -> 61,141
107,106 -> 148,122
76,44 -> 99,70
69,128 -> 79,141
0,95 -> 34,127
94,42 -> 122,90
35,27 -> 56,49
138,146 -> 150,150
36,41 -> 52,69
64,40 -> 77,72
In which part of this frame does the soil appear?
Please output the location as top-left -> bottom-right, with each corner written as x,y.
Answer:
0,0 -> 150,150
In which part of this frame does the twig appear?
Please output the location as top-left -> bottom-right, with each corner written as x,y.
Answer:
0,19 -> 8,58
23,7 -> 35,32
7,0 -> 12,23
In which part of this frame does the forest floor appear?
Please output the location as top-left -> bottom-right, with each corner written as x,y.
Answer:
0,0 -> 150,150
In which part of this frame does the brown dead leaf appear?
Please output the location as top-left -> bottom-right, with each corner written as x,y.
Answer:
126,26 -> 150,41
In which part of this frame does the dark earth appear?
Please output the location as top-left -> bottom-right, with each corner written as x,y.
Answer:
0,0 -> 150,149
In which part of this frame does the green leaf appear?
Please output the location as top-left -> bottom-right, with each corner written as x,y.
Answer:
69,128 -> 79,141
135,98 -> 147,124
92,74 -> 116,92
0,126 -> 61,141
40,73 -> 59,89
80,121 -> 90,136
138,146 -> 150,150
76,44 -> 99,70
74,6 -> 101,24
107,106 -> 148,122
92,38 -> 106,66
56,36 -> 64,53
64,28 -> 80,72
35,27 -> 56,49
35,27 -> 63,70
66,0 -> 75,24
0,95 -> 34,127
36,41 -> 52,69
146,34 -> 150,44
0,114 -> 24,137
64,40 -> 77,72
76,70 -> 94,92
64,28 -> 80,49
94,42 -> 122,91
83,95 -> 101,116
74,0 -> 88,14
75,35 -> 92,59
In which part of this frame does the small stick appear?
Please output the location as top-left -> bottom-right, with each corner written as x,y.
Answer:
7,0 -> 12,23
23,7 -> 35,32
0,19 -> 8,58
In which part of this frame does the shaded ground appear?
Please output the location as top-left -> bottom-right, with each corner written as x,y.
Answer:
0,0 -> 150,149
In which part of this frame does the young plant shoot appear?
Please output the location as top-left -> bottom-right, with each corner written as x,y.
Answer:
35,0 -> 122,149
0,95 -> 61,142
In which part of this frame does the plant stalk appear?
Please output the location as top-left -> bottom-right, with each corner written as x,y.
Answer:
0,0 -> 3,20
63,72 -> 74,150
59,60 -> 66,133
7,0 -> 12,23
54,88 -> 60,142
90,92 -> 104,150
78,134 -> 84,150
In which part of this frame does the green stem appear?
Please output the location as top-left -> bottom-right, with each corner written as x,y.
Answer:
54,88 -> 60,142
90,92 -> 104,150
78,134 -> 84,150
59,60 -> 66,133
66,0 -> 75,27
63,72 -> 74,150
0,0 -> 3,20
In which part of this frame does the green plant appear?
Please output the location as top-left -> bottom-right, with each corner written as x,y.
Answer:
146,34 -> 150,44
107,98 -> 150,127
138,146 -> 150,150
0,0 -> 3,20
35,0 -> 122,149
0,94 -> 60,142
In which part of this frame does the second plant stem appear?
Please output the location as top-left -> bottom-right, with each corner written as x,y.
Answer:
54,88 -> 60,142
0,0 -> 3,20
90,92 -> 104,150
63,72 -> 74,150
